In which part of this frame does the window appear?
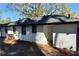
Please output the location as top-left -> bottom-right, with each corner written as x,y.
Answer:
32,25 -> 37,33
13,26 -> 16,33
5,26 -> 7,33
22,26 -> 26,35
0,28 -> 1,31
66,33 -> 69,35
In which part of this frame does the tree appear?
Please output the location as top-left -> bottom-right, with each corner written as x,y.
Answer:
59,3 -> 79,18
8,3 -> 79,18
8,3 -> 38,18
0,17 -> 11,24
59,3 -> 71,16
69,12 -> 79,18
8,3 -> 61,18
43,3 -> 61,15
28,3 -> 43,17
0,10 -> 11,24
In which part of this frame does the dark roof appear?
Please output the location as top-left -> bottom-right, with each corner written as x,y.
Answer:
0,23 -> 8,27
38,15 -> 79,24
6,15 -> 79,26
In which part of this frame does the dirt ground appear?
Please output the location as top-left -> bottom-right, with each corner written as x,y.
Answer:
0,37 -> 45,56
0,37 -> 79,56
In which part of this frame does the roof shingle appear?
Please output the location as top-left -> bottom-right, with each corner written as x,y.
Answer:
6,15 -> 79,26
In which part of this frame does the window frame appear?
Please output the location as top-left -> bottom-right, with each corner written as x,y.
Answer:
5,26 -> 7,33
21,26 -> 26,35
32,25 -> 37,33
13,26 -> 16,34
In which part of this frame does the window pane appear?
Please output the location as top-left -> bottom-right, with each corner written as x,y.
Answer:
32,25 -> 37,33
5,26 -> 7,33
0,27 -> 1,31
22,26 -> 26,35
13,26 -> 16,32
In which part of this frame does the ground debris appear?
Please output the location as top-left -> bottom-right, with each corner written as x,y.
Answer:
37,44 -> 65,56
55,48 -> 79,56
3,34 -> 17,45
0,37 -> 79,56
37,44 -> 79,56
0,49 -> 6,56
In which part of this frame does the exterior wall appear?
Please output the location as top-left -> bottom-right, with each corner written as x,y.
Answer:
14,26 -> 21,40
21,26 -> 34,42
52,24 -> 77,51
7,27 -> 14,34
0,32 -> 1,36
35,25 -> 48,44
12,26 -> 48,44
6,26 -> 21,40
43,25 -> 53,41
0,24 -> 78,50
0,27 -> 1,36
0,24 -> 77,49
21,26 -> 48,44
0,25 -> 49,45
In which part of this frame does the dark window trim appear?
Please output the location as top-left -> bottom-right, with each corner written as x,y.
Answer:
32,25 -> 37,33
0,27 -> 2,37
21,26 -> 26,35
13,26 -> 16,32
5,26 -> 7,33
77,25 -> 79,52
0,27 -> 1,31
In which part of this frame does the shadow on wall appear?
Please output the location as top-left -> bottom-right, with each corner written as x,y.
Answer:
53,33 -> 58,47
43,31 -> 52,45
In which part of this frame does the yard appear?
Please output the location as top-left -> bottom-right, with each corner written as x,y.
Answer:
0,37 -> 79,56
0,37 -> 45,56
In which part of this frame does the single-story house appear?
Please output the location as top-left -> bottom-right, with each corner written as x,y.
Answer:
0,15 -> 79,52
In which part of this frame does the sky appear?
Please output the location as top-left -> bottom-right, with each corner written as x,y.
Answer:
67,3 -> 79,13
0,3 -> 79,21
0,4 -> 20,21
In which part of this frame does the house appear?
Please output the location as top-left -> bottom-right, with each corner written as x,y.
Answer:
0,15 -> 79,52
